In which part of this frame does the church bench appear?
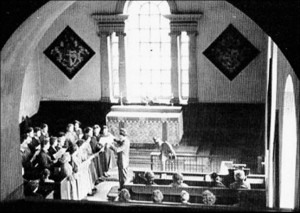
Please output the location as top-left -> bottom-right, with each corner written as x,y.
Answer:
133,169 -> 265,182
154,179 -> 264,189
45,190 -> 54,199
132,170 -> 265,189
121,200 -> 266,211
123,183 -> 266,206
133,170 -> 207,182
154,179 -> 211,187
59,177 -> 76,200
107,185 -> 244,209
41,177 -> 72,199
107,186 -> 119,201
117,199 -> 241,209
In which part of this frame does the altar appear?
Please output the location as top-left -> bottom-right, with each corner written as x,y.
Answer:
106,105 -> 183,145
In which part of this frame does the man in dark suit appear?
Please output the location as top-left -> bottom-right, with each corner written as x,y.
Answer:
93,124 -> 101,141
210,172 -> 226,188
34,138 -> 55,175
48,136 -> 59,160
81,126 -> 101,154
90,133 -> 102,154
109,128 -> 130,190
29,127 -> 42,153
26,127 -> 35,153
40,123 -> 49,141
24,180 -> 44,199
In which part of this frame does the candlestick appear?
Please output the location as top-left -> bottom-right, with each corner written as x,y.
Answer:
120,92 -> 123,105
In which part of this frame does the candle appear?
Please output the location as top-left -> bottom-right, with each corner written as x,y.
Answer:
120,92 -> 123,105
170,93 -> 174,106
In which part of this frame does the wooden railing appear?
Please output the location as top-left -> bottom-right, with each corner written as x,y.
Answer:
150,152 -> 238,173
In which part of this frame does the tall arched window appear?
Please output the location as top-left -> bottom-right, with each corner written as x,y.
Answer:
124,1 -> 171,103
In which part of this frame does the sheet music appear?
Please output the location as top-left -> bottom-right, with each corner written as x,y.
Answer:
53,148 -> 67,160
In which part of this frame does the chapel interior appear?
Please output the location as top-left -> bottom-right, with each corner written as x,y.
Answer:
1,0 -> 299,212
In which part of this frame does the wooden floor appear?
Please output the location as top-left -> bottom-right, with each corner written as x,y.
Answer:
84,167 -> 132,202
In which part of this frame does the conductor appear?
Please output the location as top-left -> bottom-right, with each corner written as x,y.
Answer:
109,128 -> 130,190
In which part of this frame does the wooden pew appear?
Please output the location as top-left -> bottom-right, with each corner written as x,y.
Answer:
107,185 -> 241,209
132,170 -> 265,189
50,177 -> 77,200
123,183 -> 266,207
40,177 -> 73,200
59,177 -> 73,199
133,170 -> 207,181
116,199 -> 240,209
45,190 -> 54,199
107,185 -> 253,211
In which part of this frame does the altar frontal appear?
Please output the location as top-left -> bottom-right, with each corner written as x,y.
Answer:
106,106 -> 183,146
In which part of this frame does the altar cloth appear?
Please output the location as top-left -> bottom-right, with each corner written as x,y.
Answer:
106,105 -> 183,145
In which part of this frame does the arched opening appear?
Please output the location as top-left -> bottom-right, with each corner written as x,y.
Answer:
280,75 -> 297,209
1,0 -> 298,208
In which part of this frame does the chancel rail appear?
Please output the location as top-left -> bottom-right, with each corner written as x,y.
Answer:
150,152 -> 238,173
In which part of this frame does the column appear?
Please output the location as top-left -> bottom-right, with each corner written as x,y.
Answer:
169,31 -> 181,104
98,32 -> 111,102
187,31 -> 198,103
116,32 -> 127,103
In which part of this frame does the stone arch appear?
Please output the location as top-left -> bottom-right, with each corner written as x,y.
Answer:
0,0 -> 298,203
0,1 -> 76,200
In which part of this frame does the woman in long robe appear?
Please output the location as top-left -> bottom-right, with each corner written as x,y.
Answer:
99,125 -> 116,177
